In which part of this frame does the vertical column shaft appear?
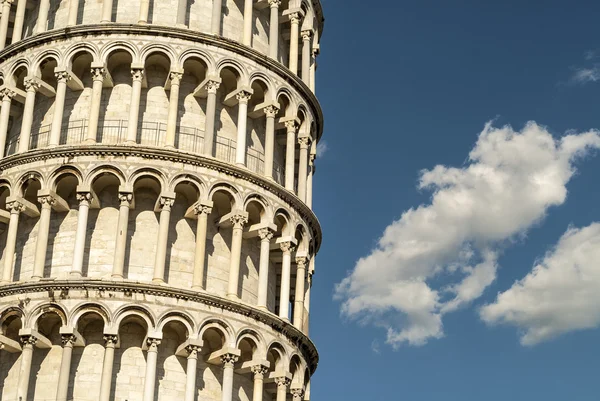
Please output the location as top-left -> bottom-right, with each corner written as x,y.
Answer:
101,0 -> 113,23
71,192 -> 91,277
221,354 -> 238,401
142,339 -> 160,401
56,335 -> 76,401
185,346 -> 200,401
12,0 -> 26,44
99,335 -> 117,401
275,377 -> 290,401
235,91 -> 252,166
211,0 -> 222,34
309,50 -> 318,92
279,242 -> 294,320
301,31 -> 312,84
86,67 -> 106,143
139,0 -> 150,23
306,155 -> 315,208
293,257 -> 307,329
251,366 -> 269,401
304,269 -> 313,334
19,78 -> 38,153
165,72 -> 182,148
192,203 -> 212,290
268,0 -> 280,59
227,214 -> 248,299
0,0 -> 12,50
263,105 -> 278,179
16,336 -> 36,401
35,0 -> 50,34
153,197 -> 174,283
126,68 -> 144,144
297,137 -> 310,202
177,0 -> 187,25
32,198 -> 53,280
284,121 -> 296,191
49,71 -> 71,147
242,0 -> 253,46
257,228 -> 273,309
112,192 -> 132,279
203,80 -> 220,156
0,88 -> 15,156
67,0 -> 79,26
1,201 -> 21,283
288,13 -> 301,74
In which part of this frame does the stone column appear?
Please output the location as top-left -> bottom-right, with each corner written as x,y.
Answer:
101,0 -> 113,23
0,0 -> 13,50
11,0 -> 26,44
153,196 -> 175,283
279,241 -> 294,321
49,70 -> 72,147
284,121 -> 297,192
211,0 -> 222,35
112,192 -> 132,279
306,154 -> 315,208
99,334 -> 117,401
67,0 -> 79,26
297,136 -> 310,202
288,12 -> 301,74
274,376 -> 291,401
203,80 -> 220,156
263,105 -> 278,179
142,338 -> 160,401
227,213 -> 248,299
184,345 -> 200,401
56,334 -> 77,401
251,365 -> 269,401
32,194 -> 55,280
1,200 -> 22,283
309,49 -> 318,92
70,192 -> 91,277
35,0 -> 50,34
126,68 -> 144,144
16,335 -> 36,401
235,91 -> 252,166
291,388 -> 305,401
242,0 -> 253,46
293,256 -> 308,329
304,269 -> 313,333
165,71 -> 183,148
19,78 -> 39,153
0,87 -> 15,156
86,66 -> 106,143
138,0 -> 150,24
257,228 -> 274,309
301,30 -> 312,84
221,353 -> 238,401
268,0 -> 281,59
177,0 -> 187,25
192,202 -> 212,290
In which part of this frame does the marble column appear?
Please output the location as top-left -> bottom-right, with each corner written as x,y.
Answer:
211,0 -> 222,34
275,377 -> 291,401
235,91 -> 252,166
304,269 -> 313,334
99,335 -> 117,401
192,202 -> 212,290
251,365 -> 269,401
11,0 -> 26,44
297,136 -> 310,202
32,194 -> 55,280
221,353 -> 238,401
56,334 -> 77,401
243,0 -> 253,46
142,338 -> 160,401
0,87 -> 15,156
0,0 -> 13,50
301,30 -> 312,84
19,78 -> 39,153
101,0 -> 113,23
126,68 -> 144,144
257,228 -> 274,309
71,192 -> 91,277
309,49 -> 318,92
153,196 -> 174,283
279,241 -> 294,321
112,192 -> 132,279
35,0 -> 50,34
1,200 -> 22,283
263,105 -> 278,179
293,257 -> 308,329
184,345 -> 200,401
49,70 -> 72,147
86,66 -> 106,143
67,0 -> 79,26
203,80 -> 220,156
227,214 -> 248,299
139,0 -> 150,24
177,0 -> 187,25
165,71 -> 183,148
268,0 -> 281,59
16,335 -> 36,401
306,154 -> 315,208
284,121 -> 297,192
288,12 -> 301,74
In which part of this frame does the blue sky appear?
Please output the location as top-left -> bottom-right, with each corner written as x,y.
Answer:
310,1 -> 600,400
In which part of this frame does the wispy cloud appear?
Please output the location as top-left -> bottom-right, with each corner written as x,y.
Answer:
317,141 -> 329,157
335,122 -> 600,348
571,67 -> 600,84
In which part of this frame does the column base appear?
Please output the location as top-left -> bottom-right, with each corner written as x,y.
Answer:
226,293 -> 239,301
110,275 -> 124,281
69,271 -> 83,278
83,139 -> 97,145
152,278 -> 165,285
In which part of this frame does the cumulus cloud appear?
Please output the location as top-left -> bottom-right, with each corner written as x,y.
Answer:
335,122 -> 600,348
571,67 -> 600,84
481,223 -> 600,346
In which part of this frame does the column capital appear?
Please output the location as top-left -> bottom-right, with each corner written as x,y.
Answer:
20,334 -> 37,347
298,135 -> 311,148
131,68 -> 145,82
118,192 -> 133,206
280,241 -> 296,254
284,120 -> 297,132
229,213 -> 249,229
268,0 -> 281,8
220,353 -> 239,367
103,334 -> 118,346
158,196 -> 175,211
146,337 -> 161,351
24,77 -> 40,93
205,79 -> 221,94
291,388 -> 305,400
1,0 -> 13,6
0,87 -> 15,101
54,70 -> 72,84
61,334 -> 77,347
274,376 -> 291,388
301,30 -> 313,41
289,12 -> 302,24
185,344 -> 201,357
236,90 -> 252,104
37,194 -> 56,209
76,191 -> 92,205
310,153 -> 316,164
258,227 -> 275,241
296,256 -> 309,269
169,71 -> 183,84
91,67 -> 107,82
6,199 -> 24,213
194,202 -> 213,216
264,104 -> 280,118
250,364 -> 269,378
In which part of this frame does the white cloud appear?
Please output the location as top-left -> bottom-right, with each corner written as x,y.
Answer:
481,223 -> 600,346
571,67 -> 600,84
316,141 -> 328,157
335,122 -> 600,348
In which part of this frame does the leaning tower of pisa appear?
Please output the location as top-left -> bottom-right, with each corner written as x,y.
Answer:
0,0 -> 324,400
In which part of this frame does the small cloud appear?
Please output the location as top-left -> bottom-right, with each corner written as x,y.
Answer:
317,141 -> 329,157
572,67 -> 600,84
584,50 -> 597,60
371,339 -> 381,354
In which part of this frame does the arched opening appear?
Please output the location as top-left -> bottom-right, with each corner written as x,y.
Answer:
30,56 -> 59,150
216,66 -> 243,163
205,188 -> 236,295
13,175 -> 41,281
179,56 -> 209,153
4,65 -> 28,156
247,78 -> 270,174
156,320 -> 189,399
0,311 -> 23,399
265,343 -> 286,397
235,334 -> 259,400
113,314 -> 150,400
139,52 -> 171,146
70,311 -> 106,399
0,184 -> 11,269
60,51 -> 93,145
30,310 -> 64,400
273,92 -> 292,185
272,211 -> 291,314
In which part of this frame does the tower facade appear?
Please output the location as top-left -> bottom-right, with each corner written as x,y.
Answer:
0,1 -> 324,400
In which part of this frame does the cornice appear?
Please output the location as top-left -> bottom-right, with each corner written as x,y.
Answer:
0,145 -> 323,252
0,279 -> 319,373
0,24 -> 324,141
